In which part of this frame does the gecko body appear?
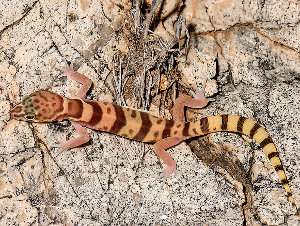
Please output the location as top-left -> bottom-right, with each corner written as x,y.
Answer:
9,69 -> 299,215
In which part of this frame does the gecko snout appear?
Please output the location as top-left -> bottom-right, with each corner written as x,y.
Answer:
10,103 -> 25,120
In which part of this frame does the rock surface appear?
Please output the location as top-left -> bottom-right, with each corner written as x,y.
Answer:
0,0 -> 299,225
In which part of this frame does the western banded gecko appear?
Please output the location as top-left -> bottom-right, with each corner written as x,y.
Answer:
10,68 -> 298,215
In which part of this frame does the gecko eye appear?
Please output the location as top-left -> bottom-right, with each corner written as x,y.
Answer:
25,115 -> 35,120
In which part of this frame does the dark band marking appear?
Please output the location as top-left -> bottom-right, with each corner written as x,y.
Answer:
110,104 -> 126,134
260,136 -> 273,148
182,122 -> 190,136
237,116 -> 246,133
133,112 -> 152,141
249,123 -> 260,138
221,114 -> 228,130
200,117 -> 209,133
281,178 -> 288,185
287,192 -> 292,197
162,120 -> 175,138
88,102 -> 103,126
268,151 -> 279,159
68,99 -> 83,119
274,165 -> 284,171
157,119 -> 163,124
131,110 -> 136,118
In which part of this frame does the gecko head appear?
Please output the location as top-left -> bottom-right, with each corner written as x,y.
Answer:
10,90 -> 65,122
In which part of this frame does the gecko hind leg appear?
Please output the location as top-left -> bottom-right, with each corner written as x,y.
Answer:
60,122 -> 90,150
154,137 -> 186,176
172,92 -> 209,121
63,67 -> 93,99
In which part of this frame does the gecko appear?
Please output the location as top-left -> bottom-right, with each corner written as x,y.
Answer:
9,68 -> 299,215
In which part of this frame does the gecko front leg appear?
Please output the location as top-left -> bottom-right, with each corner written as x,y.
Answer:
60,122 -> 91,150
61,68 -> 93,149
172,92 -> 208,121
63,67 -> 93,99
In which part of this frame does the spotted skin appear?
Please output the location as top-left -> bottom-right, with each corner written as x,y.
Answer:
10,90 -> 65,122
10,71 -> 299,216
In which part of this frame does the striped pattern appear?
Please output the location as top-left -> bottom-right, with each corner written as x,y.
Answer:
186,114 -> 295,209
56,98 -> 295,207
133,112 -> 152,141
110,104 -> 126,133
71,105 -> 292,206
221,114 -> 228,130
87,102 -> 103,126
162,120 -> 175,138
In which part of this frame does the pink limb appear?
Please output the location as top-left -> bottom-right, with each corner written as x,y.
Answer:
172,91 -> 209,121
60,122 -> 90,150
154,137 -> 185,176
63,67 -> 93,99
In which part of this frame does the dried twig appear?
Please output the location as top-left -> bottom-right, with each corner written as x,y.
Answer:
143,0 -> 165,37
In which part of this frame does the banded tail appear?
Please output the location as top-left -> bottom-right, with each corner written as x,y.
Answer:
187,114 -> 297,212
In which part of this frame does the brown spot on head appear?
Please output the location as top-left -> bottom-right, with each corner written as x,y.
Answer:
154,131 -> 159,137
10,104 -> 25,120
129,129 -> 134,135
107,107 -> 111,114
12,106 -> 22,113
